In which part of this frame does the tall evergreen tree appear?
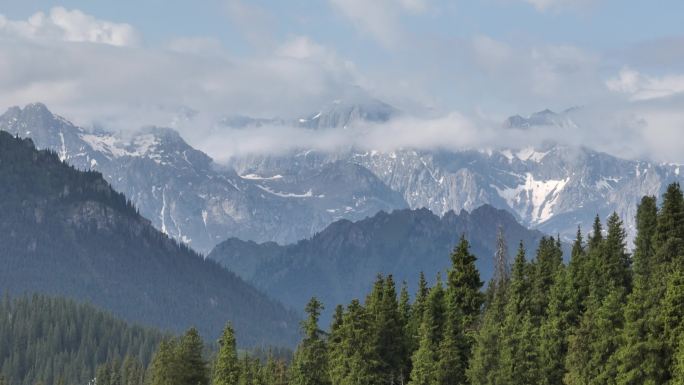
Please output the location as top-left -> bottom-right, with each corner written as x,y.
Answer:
603,212 -> 632,293
436,236 -> 484,385
616,201 -> 668,385
213,323 -> 240,385
407,272 -> 430,353
328,300 -> 380,385
468,239 -> 510,385
530,236 -> 563,320
176,328 -> 209,385
565,288 -> 625,385
290,298 -> 330,385
498,242 -> 538,385
149,340 -> 180,385
538,266 -> 573,385
408,277 -> 446,385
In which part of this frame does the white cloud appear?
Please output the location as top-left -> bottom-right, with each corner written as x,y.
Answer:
0,9 -> 365,138
521,0 -> 597,12
0,7 -> 139,46
222,0 -> 275,49
329,0 -> 428,49
607,67 -> 684,101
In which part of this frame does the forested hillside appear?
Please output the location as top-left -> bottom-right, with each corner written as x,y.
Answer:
140,183 -> 684,385
0,294 -> 163,385
0,131 -> 299,347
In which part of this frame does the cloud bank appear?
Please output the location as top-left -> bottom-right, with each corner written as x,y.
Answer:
1,6 -> 683,164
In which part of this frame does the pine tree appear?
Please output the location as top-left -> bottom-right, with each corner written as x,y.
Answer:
568,226 -> 588,324
530,236 -> 564,320
176,328 -> 209,385
213,323 -> 240,385
498,242 -> 538,385
328,300 -> 380,385
409,306 -> 438,385
602,212 -> 632,293
566,288 -> 625,385
654,183 -> 684,266
290,298 -> 330,385
409,278 -> 445,385
437,236 -> 484,385
538,266 -> 572,385
617,184 -> 684,385
467,246 -> 509,385
589,214 -> 604,251
149,339 -> 180,385
435,291 -> 467,385
447,236 -> 485,331
632,196 -> 658,279
493,226 -> 510,286
615,197 -> 669,385
408,272 -> 430,353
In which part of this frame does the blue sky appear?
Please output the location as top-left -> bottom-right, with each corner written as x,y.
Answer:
0,1 -> 683,161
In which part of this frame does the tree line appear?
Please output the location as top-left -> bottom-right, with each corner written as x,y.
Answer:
4,182 -> 684,385
172,182 -> 681,385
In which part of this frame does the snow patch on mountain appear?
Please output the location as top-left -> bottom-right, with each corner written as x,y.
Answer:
494,173 -> 569,224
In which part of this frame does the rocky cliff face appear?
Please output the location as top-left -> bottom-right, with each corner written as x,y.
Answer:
3,103 -> 681,252
0,103 -> 407,253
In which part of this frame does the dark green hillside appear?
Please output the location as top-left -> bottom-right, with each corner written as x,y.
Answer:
0,131 -> 298,347
0,294 -> 163,385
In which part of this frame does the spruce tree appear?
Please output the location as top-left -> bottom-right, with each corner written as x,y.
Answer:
530,236 -> 563,320
538,266 -> 573,385
409,304 -> 438,385
603,212 -> 632,293
408,272 -> 430,353
149,339 -> 180,385
616,197 -> 669,385
632,196 -> 658,278
498,242 -> 538,385
447,236 -> 485,331
438,236 -> 484,385
328,300 -> 380,385
467,245 -> 509,385
176,328 -> 209,385
566,288 -> 625,385
213,323 -> 240,385
290,298 -> 330,385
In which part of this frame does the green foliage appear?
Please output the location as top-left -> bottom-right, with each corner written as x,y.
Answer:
290,298 -> 330,385
0,294 -> 161,385
214,324 -> 241,385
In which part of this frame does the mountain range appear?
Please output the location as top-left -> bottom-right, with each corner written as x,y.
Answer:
0,130 -> 298,347
207,205 -> 548,322
1,102 -> 681,255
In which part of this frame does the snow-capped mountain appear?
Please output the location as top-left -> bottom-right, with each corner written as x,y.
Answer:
231,109 -> 683,243
2,103 -> 681,252
0,103 -> 406,253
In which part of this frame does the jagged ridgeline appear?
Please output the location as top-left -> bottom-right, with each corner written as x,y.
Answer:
0,131 -> 299,347
0,294 -> 163,385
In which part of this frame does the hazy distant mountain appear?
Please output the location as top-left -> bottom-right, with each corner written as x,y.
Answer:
208,205 -> 548,321
0,130 -> 298,347
503,108 -> 579,129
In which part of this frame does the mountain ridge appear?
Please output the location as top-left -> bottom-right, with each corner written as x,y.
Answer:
0,130 -> 299,347
207,204 -> 550,322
